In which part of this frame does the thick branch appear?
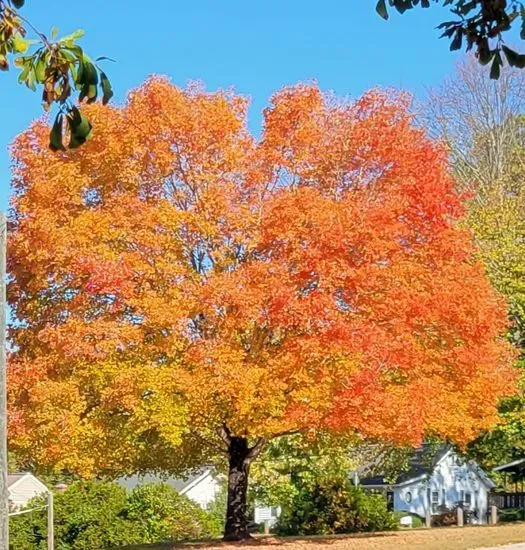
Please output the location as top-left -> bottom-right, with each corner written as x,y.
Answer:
217,424 -> 232,447
194,430 -> 229,457
247,437 -> 267,461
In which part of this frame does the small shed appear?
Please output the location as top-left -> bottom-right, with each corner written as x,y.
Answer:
8,473 -> 49,510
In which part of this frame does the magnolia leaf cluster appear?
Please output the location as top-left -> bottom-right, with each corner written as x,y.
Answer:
0,0 -> 113,150
376,0 -> 525,79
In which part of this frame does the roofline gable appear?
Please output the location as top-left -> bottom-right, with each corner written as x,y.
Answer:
468,461 -> 496,489
396,474 -> 428,487
434,448 -> 453,469
7,473 -> 29,493
179,469 -> 213,495
8,473 -> 49,495
494,458 -> 525,472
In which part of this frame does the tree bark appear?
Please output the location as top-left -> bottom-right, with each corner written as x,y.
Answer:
223,436 -> 252,541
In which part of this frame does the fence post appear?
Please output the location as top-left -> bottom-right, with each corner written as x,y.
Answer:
490,505 -> 498,525
457,506 -> 464,527
47,492 -> 54,550
425,511 -> 431,528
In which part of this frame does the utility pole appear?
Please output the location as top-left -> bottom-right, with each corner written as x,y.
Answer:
0,212 -> 8,549
47,492 -> 54,550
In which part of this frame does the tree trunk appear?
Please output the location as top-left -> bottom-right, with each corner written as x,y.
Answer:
223,436 -> 252,541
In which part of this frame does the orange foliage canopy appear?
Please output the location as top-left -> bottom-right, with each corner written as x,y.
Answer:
8,78 -> 516,476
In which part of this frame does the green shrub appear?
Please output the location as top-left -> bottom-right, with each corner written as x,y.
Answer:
206,483 -> 227,526
500,507 -> 525,522
276,477 -> 398,536
9,480 -> 221,550
124,483 -> 221,542
9,499 -> 47,550
9,481 -> 137,550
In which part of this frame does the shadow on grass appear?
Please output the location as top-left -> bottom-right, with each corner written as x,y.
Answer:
118,531 -> 399,550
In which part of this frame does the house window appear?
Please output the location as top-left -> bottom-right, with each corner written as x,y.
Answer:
271,507 -> 279,517
432,491 -> 439,513
460,490 -> 465,503
465,492 -> 472,507
405,491 -> 412,504
442,488 -> 446,505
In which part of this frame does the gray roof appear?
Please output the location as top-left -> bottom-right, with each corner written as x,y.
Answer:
7,473 -> 29,487
118,469 -> 211,493
359,445 -> 451,487
493,458 -> 525,474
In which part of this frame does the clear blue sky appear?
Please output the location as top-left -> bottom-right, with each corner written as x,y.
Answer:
0,0 -> 463,210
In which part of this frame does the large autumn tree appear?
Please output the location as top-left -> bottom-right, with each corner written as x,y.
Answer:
8,78 -> 515,540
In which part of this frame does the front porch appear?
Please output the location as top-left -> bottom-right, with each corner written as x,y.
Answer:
489,492 -> 525,510
490,458 -> 525,518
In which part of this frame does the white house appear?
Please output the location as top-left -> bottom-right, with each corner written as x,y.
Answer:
119,469 -> 275,525
358,447 -> 495,524
119,469 -> 220,509
7,473 -> 49,511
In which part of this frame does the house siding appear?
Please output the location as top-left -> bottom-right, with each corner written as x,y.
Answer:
181,474 -> 281,526
118,470 -> 221,511
183,473 -> 220,509
394,481 -> 427,519
8,475 -> 48,510
393,453 -> 491,524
